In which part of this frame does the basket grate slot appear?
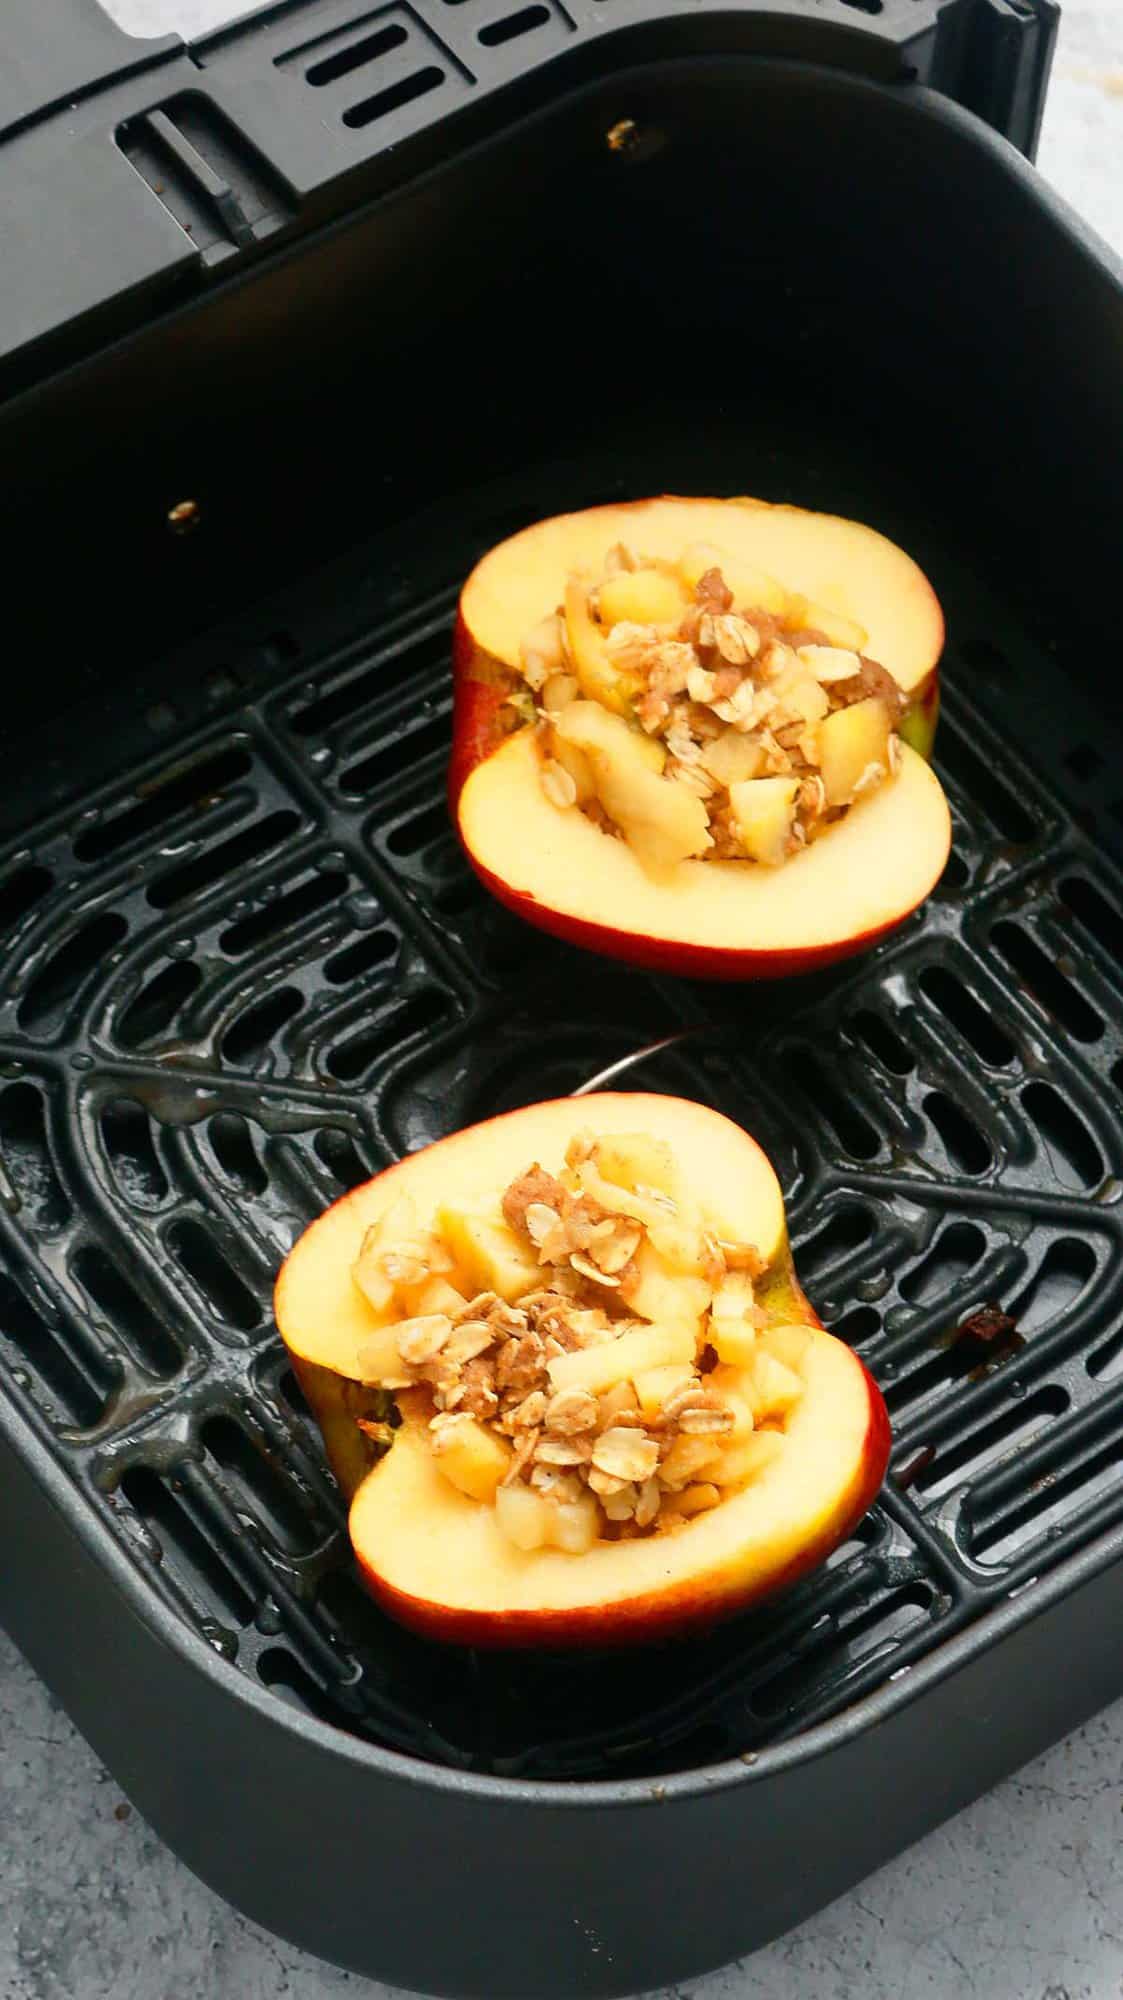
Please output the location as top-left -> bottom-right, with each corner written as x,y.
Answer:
201,1413 -> 324,1554
992,919 -> 1104,1043
208,1113 -> 269,1197
148,810 -> 302,910
222,986 -> 305,1066
220,870 -> 349,956
72,1243 -> 182,1379
0,1264 -> 117,1426
166,1217 -> 263,1332
98,1098 -> 170,1207
751,1584 -> 935,1721
73,748 -> 254,864
922,1091 -> 993,1175
0,1082 -> 71,1232
0,863 -> 53,935
1023,1082 -> 1103,1190
919,966 -> 1016,1068
900,1222 -> 987,1307
18,913 -> 129,1034
120,1465 -> 256,1628
119,961 -> 204,1048
911,1386 -> 1069,1500
1060,873 -> 1123,968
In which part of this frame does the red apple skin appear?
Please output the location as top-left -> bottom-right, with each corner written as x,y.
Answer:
449,618 -> 940,982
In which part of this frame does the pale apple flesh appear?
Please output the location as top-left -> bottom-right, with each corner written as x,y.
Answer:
275,1094 -> 891,1649
450,496 -> 949,980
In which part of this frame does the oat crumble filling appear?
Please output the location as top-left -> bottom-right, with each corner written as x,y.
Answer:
350,1128 -> 809,1555
512,541 -> 908,868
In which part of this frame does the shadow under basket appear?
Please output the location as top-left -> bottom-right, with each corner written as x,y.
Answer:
2,7 -> 1123,1995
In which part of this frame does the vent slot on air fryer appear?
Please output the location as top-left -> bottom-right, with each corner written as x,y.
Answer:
275,5 -> 470,132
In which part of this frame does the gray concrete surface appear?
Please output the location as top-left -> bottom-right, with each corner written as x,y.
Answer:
3,4 -> 1123,1997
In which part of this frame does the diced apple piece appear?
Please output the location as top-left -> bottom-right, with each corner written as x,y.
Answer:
796,644 -> 862,684
711,1319 -> 758,1367
633,1362 -> 696,1418
678,543 -> 790,617
575,1160 -> 672,1231
495,1481 -> 551,1550
786,677 -> 830,726
728,777 -> 800,867
618,1240 -> 712,1326
699,728 -> 766,789
671,1482 -> 722,1518
545,728 -> 596,804
678,542 -> 726,590
594,1132 -> 678,1196
548,1323 -> 696,1396
748,1351 -> 805,1422
645,1214 -> 709,1278
555,701 -> 711,868
351,1194 -> 422,1312
553,700 -> 666,774
355,1323 -> 414,1388
541,671 -> 580,714
603,766 -> 713,868
399,1274 -> 468,1319
520,614 -> 567,684
598,568 -> 687,629
352,1257 -> 394,1315
763,1323 -> 813,1370
710,1277 -> 761,1367
787,597 -> 869,652
550,1492 -> 599,1553
596,1379 -> 640,1426
708,1430 -> 786,1487
435,1206 -> 540,1303
707,1368 -> 756,1440
430,1418 -> 512,1503
564,579 -> 638,715
659,1435 -> 725,1490
818,698 -> 892,807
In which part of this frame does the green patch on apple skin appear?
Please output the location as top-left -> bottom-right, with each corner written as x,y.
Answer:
755,1246 -> 817,1332
899,682 -> 940,761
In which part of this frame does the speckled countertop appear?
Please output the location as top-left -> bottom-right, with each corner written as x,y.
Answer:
3,6 -> 1122,1998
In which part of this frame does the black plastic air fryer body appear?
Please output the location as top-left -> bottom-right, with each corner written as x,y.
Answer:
4,2 -> 1123,1995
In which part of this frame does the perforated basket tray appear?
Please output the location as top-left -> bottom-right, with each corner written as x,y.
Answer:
2,14 -> 1123,1996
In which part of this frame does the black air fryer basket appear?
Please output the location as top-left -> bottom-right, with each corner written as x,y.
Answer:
3,0 -> 1123,1993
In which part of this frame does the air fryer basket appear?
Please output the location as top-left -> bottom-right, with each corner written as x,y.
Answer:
3,14 -> 1123,1997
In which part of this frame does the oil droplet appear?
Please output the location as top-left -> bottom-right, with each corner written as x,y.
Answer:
256,1599 -> 283,1636
10,1368 -> 30,1391
308,746 -> 335,770
345,890 -> 383,927
1008,1379 -> 1025,1399
169,937 -> 195,959
70,1052 -> 94,1071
